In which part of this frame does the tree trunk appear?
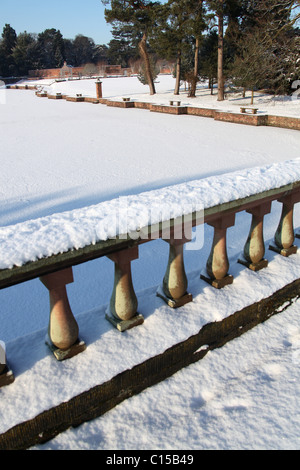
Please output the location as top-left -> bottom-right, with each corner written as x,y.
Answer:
217,0 -> 224,101
174,47 -> 182,95
138,33 -> 156,95
189,37 -> 200,98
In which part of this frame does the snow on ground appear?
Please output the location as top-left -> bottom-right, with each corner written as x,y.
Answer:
0,75 -> 300,449
27,74 -> 300,117
1,76 -> 300,342
34,297 -> 300,450
1,158 -> 300,271
1,235 -> 300,447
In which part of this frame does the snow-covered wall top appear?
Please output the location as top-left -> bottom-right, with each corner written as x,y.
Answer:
0,159 -> 300,270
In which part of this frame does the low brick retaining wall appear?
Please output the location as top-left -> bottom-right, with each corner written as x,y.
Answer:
214,110 -> 268,126
267,114 -> 300,131
187,106 -> 216,118
150,104 -> 188,115
66,96 -> 85,103
106,100 -> 135,109
134,101 -> 151,110
6,85 -> 300,130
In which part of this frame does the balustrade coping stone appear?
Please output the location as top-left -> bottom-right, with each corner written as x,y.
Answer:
0,180 -> 300,291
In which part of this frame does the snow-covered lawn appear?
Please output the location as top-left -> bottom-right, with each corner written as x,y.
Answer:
1,75 -> 300,449
35,297 -> 300,450
28,74 -> 300,117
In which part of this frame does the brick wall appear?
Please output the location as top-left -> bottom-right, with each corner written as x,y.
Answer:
267,115 -> 300,131
187,107 -> 215,118
214,111 -> 268,126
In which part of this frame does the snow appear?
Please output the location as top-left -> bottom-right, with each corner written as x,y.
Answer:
35,297 -> 300,450
1,158 -> 300,270
1,75 -> 300,450
30,74 -> 300,117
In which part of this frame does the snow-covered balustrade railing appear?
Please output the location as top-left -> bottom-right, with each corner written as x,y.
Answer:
1,159 -> 300,387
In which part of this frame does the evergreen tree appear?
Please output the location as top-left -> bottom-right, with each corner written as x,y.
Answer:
37,29 -> 65,68
205,0 -> 225,100
230,0 -> 300,97
198,30 -> 218,94
107,24 -> 139,67
151,0 -> 195,94
72,34 -> 96,66
0,24 -> 17,76
188,0 -> 207,97
12,32 -> 39,75
103,0 -> 161,94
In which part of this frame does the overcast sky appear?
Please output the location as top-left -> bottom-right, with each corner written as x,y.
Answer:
0,0 -> 113,45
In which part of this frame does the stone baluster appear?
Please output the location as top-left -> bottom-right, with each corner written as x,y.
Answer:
238,202 -> 271,271
157,226 -> 193,308
269,194 -> 298,257
106,246 -> 144,332
40,268 -> 86,361
0,340 -> 14,388
201,214 -> 235,289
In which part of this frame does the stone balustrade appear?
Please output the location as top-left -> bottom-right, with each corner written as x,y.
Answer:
1,179 -> 300,388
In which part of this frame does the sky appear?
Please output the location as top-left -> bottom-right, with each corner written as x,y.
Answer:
0,0 -> 113,45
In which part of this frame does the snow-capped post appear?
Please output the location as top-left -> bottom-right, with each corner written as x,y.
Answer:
157,222 -> 192,308
95,79 -> 102,99
238,202 -> 271,271
201,214 -> 235,288
40,268 -> 86,361
270,193 -> 299,257
106,246 -> 144,332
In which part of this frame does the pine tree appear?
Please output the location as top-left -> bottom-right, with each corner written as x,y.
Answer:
103,0 -> 160,94
0,24 -> 17,76
198,30 -> 218,94
72,35 -> 96,66
37,29 -> 65,69
188,0 -> 207,97
107,24 -> 140,67
12,32 -> 39,75
206,0 -> 225,100
230,0 -> 300,97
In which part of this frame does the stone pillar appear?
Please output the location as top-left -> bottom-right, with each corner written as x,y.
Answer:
0,340 -> 14,388
201,214 -> 235,289
106,246 -> 144,332
40,268 -> 86,361
238,202 -> 271,271
269,194 -> 297,257
95,79 -> 102,99
157,232 -> 192,308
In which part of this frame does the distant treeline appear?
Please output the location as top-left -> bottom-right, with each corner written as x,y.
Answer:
0,25 -> 109,77
1,0 -> 300,99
